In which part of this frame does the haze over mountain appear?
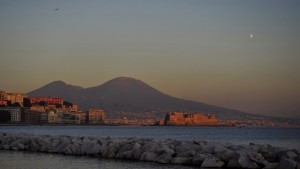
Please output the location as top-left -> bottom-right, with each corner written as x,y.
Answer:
28,77 -> 266,120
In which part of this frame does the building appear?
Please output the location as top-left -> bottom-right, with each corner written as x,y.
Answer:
71,104 -> 78,112
57,109 -> 77,124
0,107 -> 22,123
21,107 -> 29,122
30,105 -> 46,112
0,91 -> 26,105
47,109 -> 59,124
28,97 -> 63,105
87,109 -> 105,124
75,111 -> 87,124
164,112 -> 218,126
24,106 -> 48,124
0,100 -> 8,106
61,103 -> 78,112
25,111 -> 48,124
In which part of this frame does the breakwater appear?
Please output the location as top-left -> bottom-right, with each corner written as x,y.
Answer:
0,132 -> 299,169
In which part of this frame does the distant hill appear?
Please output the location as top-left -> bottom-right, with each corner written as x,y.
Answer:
28,80 -> 86,106
28,77 -> 265,120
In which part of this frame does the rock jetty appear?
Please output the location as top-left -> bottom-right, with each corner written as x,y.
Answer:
0,132 -> 299,169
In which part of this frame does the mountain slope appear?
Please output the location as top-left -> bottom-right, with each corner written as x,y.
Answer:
28,80 -> 85,104
28,77 -> 260,120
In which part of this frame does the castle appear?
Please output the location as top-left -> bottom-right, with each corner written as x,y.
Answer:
164,112 -> 218,126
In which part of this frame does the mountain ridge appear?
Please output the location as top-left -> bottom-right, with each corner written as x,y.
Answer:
28,77 -> 264,120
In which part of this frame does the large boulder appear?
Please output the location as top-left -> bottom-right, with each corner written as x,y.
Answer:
101,142 -> 119,158
157,153 -> 173,164
117,150 -> 134,159
277,158 -> 297,169
171,157 -> 192,165
81,140 -> 100,155
262,162 -> 278,169
86,143 -> 101,155
176,142 -> 202,154
238,153 -> 259,169
62,143 -> 81,155
10,139 -> 22,151
132,143 -> 143,160
283,151 -> 298,160
54,138 -> 71,153
214,145 -> 235,162
157,146 -> 175,164
176,150 -> 196,157
192,153 -> 206,165
141,142 -> 160,153
200,143 -> 218,154
258,146 -> 287,163
118,143 -> 134,152
140,152 -> 158,162
226,159 -> 241,168
248,152 -> 265,166
201,156 -> 225,168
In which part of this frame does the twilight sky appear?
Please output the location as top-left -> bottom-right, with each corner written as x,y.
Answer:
1,0 -> 299,118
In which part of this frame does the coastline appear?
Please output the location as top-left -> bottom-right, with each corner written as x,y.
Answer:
0,123 -> 299,128
0,132 -> 299,168
0,123 -> 235,127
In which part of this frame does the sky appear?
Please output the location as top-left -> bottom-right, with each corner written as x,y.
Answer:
0,0 -> 299,118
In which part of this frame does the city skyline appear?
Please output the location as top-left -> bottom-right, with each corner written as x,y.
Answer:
1,0 -> 299,118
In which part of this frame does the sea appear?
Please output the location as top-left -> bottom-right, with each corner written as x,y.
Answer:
0,126 -> 300,169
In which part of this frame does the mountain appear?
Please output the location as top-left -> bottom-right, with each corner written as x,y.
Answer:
28,77 -> 263,120
28,80 -> 85,105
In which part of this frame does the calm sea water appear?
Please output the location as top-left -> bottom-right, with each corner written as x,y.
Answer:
0,126 -> 299,169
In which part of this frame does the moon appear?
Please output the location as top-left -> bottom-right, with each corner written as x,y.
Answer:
249,34 -> 254,39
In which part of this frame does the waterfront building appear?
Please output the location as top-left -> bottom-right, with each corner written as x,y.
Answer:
21,107 -> 29,122
71,104 -> 78,111
24,106 -> 48,124
30,105 -> 46,112
25,111 -> 48,124
48,109 -> 59,124
87,109 -> 105,124
28,97 -> 63,105
61,103 -> 78,112
0,91 -> 26,105
57,110 -> 77,124
75,111 -> 87,124
0,107 -> 21,123
0,100 -> 8,106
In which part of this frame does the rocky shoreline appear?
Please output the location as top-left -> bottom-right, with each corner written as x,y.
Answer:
0,132 -> 299,169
